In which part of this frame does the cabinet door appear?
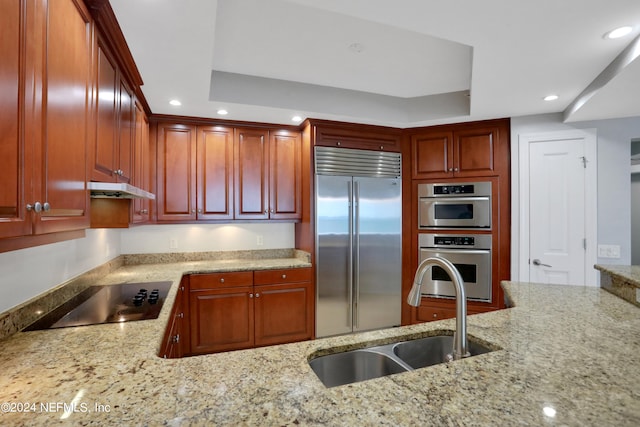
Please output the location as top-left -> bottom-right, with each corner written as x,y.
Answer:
197,126 -> 234,220
156,124 -> 197,221
254,282 -> 313,346
0,0 -> 32,238
189,287 -> 254,354
35,0 -> 91,235
91,42 -> 118,182
117,80 -> 134,183
269,131 -> 301,219
453,126 -> 497,177
132,102 -> 150,223
411,131 -> 453,179
234,128 -> 269,219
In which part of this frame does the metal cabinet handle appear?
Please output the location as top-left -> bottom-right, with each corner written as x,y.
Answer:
255,293 -> 260,298
191,209 -> 196,213
448,168 -> 453,172
220,278 -> 225,283
281,274 -> 286,279
454,168 -> 459,172
42,202 -> 50,212
532,259 -> 553,268
270,209 -> 274,213
177,312 -> 184,319
140,209 -> 149,214
171,334 -> 180,343
336,141 -> 341,146
26,204 -> 34,211
249,293 -> 253,298
197,209 -> 202,213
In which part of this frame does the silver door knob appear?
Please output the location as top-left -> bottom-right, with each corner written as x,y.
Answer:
532,259 -> 552,267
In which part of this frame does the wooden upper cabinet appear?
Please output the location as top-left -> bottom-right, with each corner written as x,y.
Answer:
156,123 -> 197,221
34,0 -> 92,235
234,128 -> 270,219
411,131 -> 453,179
0,0 -> 32,239
90,39 -> 135,183
411,119 -> 509,179
132,102 -> 150,223
269,130 -> 301,220
314,123 -> 401,152
197,126 -> 234,220
117,80 -> 134,183
92,42 -> 118,182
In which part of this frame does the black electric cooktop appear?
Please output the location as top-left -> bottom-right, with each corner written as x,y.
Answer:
24,281 -> 172,331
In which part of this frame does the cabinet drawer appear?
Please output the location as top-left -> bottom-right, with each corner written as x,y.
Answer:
415,305 -> 456,322
254,268 -> 311,285
189,271 -> 253,290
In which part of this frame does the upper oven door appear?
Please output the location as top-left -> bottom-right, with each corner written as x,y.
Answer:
418,196 -> 491,229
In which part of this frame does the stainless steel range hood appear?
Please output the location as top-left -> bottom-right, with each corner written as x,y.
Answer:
88,182 -> 155,199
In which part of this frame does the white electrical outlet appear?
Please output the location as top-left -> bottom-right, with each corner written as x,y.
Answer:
597,244 -> 621,259
257,235 -> 264,246
169,238 -> 178,249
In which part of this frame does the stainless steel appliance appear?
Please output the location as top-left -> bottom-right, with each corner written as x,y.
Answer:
418,234 -> 492,302
315,146 -> 402,337
418,181 -> 491,229
24,282 -> 172,330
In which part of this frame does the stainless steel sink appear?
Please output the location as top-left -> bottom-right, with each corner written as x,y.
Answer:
309,334 -> 496,388
392,335 -> 492,370
309,349 -> 409,388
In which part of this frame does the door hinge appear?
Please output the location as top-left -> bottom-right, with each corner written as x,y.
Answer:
580,156 -> 588,168
582,238 -> 587,250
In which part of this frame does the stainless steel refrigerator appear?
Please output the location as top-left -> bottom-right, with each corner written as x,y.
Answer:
315,147 -> 402,337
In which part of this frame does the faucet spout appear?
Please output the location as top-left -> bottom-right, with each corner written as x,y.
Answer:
407,257 -> 470,360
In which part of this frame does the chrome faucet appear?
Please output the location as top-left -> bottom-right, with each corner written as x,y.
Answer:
407,257 -> 470,360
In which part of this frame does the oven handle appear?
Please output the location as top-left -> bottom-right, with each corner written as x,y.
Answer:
420,248 -> 491,256
422,196 -> 490,203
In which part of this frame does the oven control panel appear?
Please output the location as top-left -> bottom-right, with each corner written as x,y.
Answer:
433,185 -> 475,195
419,233 -> 492,250
434,236 -> 475,246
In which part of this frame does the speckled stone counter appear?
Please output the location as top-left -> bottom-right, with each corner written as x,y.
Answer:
595,264 -> 640,308
1,275 -> 639,425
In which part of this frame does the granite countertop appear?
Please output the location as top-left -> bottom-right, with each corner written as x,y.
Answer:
595,264 -> 640,307
1,261 -> 639,425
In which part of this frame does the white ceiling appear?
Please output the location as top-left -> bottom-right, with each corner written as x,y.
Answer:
111,0 -> 640,128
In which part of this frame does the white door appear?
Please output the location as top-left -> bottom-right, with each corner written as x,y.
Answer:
519,130 -> 597,286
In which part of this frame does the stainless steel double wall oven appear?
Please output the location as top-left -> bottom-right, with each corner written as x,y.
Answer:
417,181 -> 493,303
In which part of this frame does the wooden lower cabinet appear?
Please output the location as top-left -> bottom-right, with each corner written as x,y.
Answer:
185,267 -> 312,355
159,277 -> 187,358
411,299 -> 499,324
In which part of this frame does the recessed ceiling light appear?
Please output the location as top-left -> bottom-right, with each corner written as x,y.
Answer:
169,99 -> 181,106
217,109 -> 228,115
291,115 -> 303,123
604,26 -> 633,39
543,94 -> 559,101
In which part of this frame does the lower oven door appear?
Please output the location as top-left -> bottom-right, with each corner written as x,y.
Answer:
419,248 -> 492,302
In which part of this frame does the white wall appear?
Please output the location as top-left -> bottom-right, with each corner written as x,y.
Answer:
0,229 -> 121,313
511,113 -> 640,279
0,223 -> 296,313
120,223 -> 296,254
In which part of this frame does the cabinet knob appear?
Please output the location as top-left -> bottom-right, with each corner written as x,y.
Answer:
140,209 -> 149,215
454,168 -> 459,172
197,209 -> 202,213
249,293 -> 253,298
255,293 -> 260,298
433,313 -> 438,318
171,334 -> 180,343
180,286 -> 184,291
282,274 -> 286,279
42,202 -> 50,212
178,312 -> 184,319
26,204 -> 34,212
448,168 -> 453,172
270,209 -> 274,214
220,278 -> 225,283
336,141 -> 341,146
379,145 -> 384,150
264,210 -> 268,214
191,209 -> 196,213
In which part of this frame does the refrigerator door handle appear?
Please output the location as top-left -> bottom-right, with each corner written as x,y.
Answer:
347,180 -> 354,329
353,180 -> 360,329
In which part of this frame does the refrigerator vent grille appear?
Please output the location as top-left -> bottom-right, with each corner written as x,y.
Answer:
315,147 -> 401,178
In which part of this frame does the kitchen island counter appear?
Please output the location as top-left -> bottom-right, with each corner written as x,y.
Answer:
1,274 -> 639,426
